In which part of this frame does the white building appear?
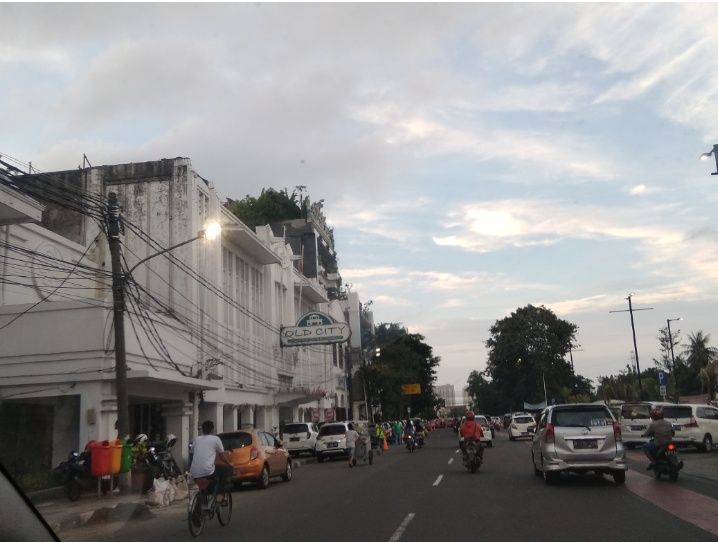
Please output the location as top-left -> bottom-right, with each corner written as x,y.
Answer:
0,158 -> 356,472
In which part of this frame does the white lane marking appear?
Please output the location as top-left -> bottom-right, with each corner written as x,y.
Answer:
389,513 -> 415,542
448,458 -> 454,465
433,474 -> 444,486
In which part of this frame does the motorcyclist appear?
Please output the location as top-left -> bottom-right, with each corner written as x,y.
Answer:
459,411 -> 484,460
403,419 -> 416,444
641,407 -> 674,469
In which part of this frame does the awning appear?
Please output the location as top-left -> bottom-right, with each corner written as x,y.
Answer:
222,225 -> 281,265
127,369 -> 220,392
294,273 -> 329,303
276,387 -> 325,407
0,185 -> 44,226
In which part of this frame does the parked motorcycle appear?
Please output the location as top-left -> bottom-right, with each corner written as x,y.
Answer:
648,441 -> 683,482
54,448 -> 116,501
145,434 -> 182,480
462,440 -> 483,473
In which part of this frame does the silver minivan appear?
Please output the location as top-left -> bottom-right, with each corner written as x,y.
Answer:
531,403 -> 627,485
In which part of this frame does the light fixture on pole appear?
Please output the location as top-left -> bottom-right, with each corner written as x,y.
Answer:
699,144 -> 718,175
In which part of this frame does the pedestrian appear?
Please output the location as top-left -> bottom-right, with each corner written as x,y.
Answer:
375,419 -> 386,454
345,423 -> 359,468
393,420 -> 403,445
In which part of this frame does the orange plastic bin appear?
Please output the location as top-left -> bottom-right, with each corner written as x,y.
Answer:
89,440 -> 111,478
109,439 -> 123,475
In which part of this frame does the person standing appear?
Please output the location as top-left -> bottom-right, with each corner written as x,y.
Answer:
375,420 -> 386,454
393,420 -> 403,445
345,423 -> 360,468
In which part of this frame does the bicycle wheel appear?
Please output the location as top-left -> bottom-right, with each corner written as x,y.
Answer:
188,492 -> 205,537
217,491 -> 233,526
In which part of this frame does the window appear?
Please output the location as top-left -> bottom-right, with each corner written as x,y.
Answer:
621,404 -> 651,420
283,424 -> 309,435
662,406 -> 692,419
513,416 -> 534,424
220,432 -> 252,449
553,408 -> 612,427
318,424 -> 346,437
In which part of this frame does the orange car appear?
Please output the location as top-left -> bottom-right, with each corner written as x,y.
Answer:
218,428 -> 292,489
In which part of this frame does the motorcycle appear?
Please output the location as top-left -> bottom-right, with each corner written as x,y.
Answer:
145,434 -> 182,480
405,434 -> 416,453
462,440 -> 483,473
416,431 -> 425,448
648,441 -> 683,482
54,447 -> 116,501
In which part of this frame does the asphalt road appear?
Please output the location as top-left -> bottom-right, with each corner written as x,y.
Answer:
63,429 -> 718,541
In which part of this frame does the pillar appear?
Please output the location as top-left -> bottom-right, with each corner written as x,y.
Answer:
239,405 -> 254,428
163,402 -> 193,469
223,404 -> 238,432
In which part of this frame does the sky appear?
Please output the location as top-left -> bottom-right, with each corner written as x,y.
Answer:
2,3 -> 718,395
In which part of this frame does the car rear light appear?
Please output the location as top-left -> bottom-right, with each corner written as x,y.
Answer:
667,443 -> 676,451
545,423 -> 555,444
685,417 -> 699,428
249,446 -> 259,461
612,420 -> 622,442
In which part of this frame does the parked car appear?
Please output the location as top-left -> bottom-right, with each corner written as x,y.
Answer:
315,422 -> 351,462
531,403 -> 627,485
508,414 -> 536,440
662,404 -> 718,452
218,428 -> 292,489
619,401 -> 674,448
281,422 -> 319,456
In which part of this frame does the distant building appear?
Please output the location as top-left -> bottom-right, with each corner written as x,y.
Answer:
433,384 -> 456,407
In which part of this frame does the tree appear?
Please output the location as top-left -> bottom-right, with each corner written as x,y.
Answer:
363,323 -> 440,420
683,331 -> 718,373
483,305 -> 587,409
226,188 -> 301,229
653,326 -> 680,371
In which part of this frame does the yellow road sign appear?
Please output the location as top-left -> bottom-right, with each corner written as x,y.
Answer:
401,384 -> 421,395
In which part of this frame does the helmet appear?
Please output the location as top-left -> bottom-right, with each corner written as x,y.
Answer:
465,411 -> 475,420
650,407 -> 664,420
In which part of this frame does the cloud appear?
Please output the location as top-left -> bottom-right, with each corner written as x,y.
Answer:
626,184 -> 660,196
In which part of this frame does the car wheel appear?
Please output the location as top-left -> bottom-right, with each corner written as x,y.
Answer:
509,435 -> 515,441
282,460 -> 292,482
542,457 -> 558,485
257,465 -> 270,489
701,434 -> 713,453
612,470 -> 626,485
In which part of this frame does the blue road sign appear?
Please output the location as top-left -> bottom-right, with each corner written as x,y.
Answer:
658,371 -> 667,386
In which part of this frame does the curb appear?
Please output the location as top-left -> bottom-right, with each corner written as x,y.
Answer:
28,486 -> 66,503
51,501 -> 158,534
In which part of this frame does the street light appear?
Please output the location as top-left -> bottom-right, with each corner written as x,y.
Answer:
699,144 -> 718,175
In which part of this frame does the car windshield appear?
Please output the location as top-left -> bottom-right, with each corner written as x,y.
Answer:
476,417 -> 489,425
553,408 -> 612,428
662,406 -> 693,419
318,425 -> 346,437
283,424 -> 309,434
514,417 -> 534,424
220,433 -> 252,449
621,404 -> 652,419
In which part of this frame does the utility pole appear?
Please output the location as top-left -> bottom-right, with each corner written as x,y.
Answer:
107,192 -> 130,442
610,293 -> 653,399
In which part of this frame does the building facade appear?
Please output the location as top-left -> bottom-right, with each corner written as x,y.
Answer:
0,157 -> 359,473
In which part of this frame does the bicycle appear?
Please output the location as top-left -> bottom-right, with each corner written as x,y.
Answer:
188,475 -> 233,537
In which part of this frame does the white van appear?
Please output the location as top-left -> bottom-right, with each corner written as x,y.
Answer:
665,404 -> 718,452
619,401 -> 673,447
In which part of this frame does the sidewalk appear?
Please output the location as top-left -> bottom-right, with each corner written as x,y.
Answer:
32,455 -> 317,536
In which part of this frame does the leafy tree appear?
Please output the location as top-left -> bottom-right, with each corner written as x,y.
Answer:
653,326 -> 681,371
483,305 -> 587,409
227,188 -> 301,229
682,331 -> 718,373
363,323 -> 440,420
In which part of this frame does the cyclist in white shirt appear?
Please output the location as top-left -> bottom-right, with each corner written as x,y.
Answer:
190,420 -> 233,500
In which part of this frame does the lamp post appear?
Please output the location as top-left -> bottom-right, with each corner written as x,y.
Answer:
700,144 -> 718,175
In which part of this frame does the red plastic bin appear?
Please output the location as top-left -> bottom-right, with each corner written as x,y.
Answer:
89,440 -> 111,478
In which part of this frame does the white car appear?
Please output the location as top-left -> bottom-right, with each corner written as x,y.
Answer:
663,404 -> 718,452
509,414 -> 536,440
315,422 -> 350,462
619,401 -> 673,448
281,422 -> 319,456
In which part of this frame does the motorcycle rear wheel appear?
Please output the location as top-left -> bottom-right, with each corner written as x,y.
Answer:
64,479 -> 82,502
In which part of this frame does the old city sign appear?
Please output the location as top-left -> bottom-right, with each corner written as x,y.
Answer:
280,311 -> 351,347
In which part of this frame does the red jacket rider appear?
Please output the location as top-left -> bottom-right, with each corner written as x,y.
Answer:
460,411 -> 484,442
